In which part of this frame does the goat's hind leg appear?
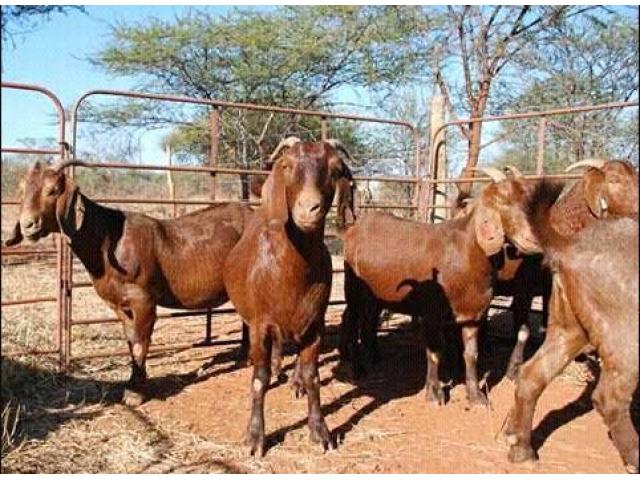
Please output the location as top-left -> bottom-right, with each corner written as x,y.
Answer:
505,293 -> 534,381
592,363 -> 639,472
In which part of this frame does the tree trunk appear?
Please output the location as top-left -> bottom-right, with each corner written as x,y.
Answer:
459,83 -> 490,194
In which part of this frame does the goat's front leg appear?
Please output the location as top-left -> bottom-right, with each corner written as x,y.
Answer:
505,325 -> 586,463
299,325 -> 334,451
119,301 -> 156,407
246,322 -> 271,457
461,321 -> 487,406
423,320 -> 445,406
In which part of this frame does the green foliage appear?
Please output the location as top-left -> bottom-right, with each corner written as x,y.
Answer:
1,6 -> 85,43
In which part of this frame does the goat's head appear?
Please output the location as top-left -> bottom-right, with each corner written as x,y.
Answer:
468,166 -> 541,256
259,136 -> 355,233
566,159 -> 638,219
5,160 -> 88,246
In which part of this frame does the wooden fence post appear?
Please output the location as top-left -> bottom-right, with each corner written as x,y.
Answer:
430,96 -> 447,223
209,108 -> 221,200
166,144 -> 177,218
419,95 -> 446,223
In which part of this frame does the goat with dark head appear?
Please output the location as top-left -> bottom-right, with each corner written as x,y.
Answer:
6,160 -> 253,405
340,166 -> 541,407
222,137 -> 355,457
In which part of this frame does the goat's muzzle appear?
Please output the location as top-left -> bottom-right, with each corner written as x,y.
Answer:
293,197 -> 324,232
20,216 -> 44,242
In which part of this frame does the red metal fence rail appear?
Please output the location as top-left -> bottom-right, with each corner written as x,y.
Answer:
3,80 -> 637,371
422,100 -> 639,222
61,88 -> 423,367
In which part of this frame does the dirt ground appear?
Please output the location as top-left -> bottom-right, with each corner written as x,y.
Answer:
0,256 -> 629,473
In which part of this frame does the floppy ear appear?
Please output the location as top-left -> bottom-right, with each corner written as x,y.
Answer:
335,177 -> 355,227
4,221 -> 23,247
335,161 -> 355,227
56,180 -> 85,241
582,168 -> 608,218
474,204 -> 504,256
261,161 -> 288,224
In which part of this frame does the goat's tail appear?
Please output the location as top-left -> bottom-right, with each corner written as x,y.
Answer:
526,181 -> 570,257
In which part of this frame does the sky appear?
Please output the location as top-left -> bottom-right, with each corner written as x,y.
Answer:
1,6 -> 237,162
1,5 -> 379,166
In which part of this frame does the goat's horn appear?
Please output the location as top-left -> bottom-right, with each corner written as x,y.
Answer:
53,160 -> 91,173
325,138 -> 354,161
565,158 -> 606,172
504,165 -> 523,178
468,166 -> 507,183
269,136 -> 301,162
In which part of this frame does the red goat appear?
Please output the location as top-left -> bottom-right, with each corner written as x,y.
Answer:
5,161 -> 253,405
222,137 -> 355,456
340,167 -> 542,406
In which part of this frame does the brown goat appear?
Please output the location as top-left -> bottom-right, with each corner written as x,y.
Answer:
5,161 -> 253,405
505,180 -> 639,473
222,137 -> 355,456
449,160 -> 638,380
340,167 -> 542,406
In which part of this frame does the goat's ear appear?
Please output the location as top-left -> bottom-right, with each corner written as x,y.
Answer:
474,204 -> 504,256
261,161 -> 288,224
335,163 -> 355,228
56,182 -> 85,240
4,221 -> 23,247
582,168 -> 608,217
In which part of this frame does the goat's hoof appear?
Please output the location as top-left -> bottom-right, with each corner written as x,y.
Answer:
505,365 -> 519,382
426,384 -> 446,406
508,444 -> 537,463
467,390 -> 489,407
245,431 -> 265,458
291,381 -> 305,399
123,388 -> 145,407
625,463 -> 639,474
309,420 -> 333,451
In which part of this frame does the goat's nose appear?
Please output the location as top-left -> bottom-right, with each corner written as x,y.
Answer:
21,217 -> 40,231
298,199 -> 322,215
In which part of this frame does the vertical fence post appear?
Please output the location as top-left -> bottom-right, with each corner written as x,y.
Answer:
209,108 -> 221,200
166,144 -> 177,218
430,96 -> 447,223
56,234 -> 64,369
419,96 -> 445,223
536,116 -> 547,175
320,117 -> 328,141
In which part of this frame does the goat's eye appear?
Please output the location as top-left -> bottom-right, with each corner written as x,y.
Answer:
47,187 -> 58,196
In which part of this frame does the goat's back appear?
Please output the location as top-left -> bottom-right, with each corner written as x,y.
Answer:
554,218 -> 638,367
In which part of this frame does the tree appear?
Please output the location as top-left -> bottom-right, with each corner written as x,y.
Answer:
88,6 -> 419,198
1,6 -> 85,44
422,6 -> 599,191
491,10 -> 639,171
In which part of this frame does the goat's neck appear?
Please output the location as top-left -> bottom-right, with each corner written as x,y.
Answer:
66,193 -> 125,279
285,219 -> 326,257
458,212 -> 494,271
